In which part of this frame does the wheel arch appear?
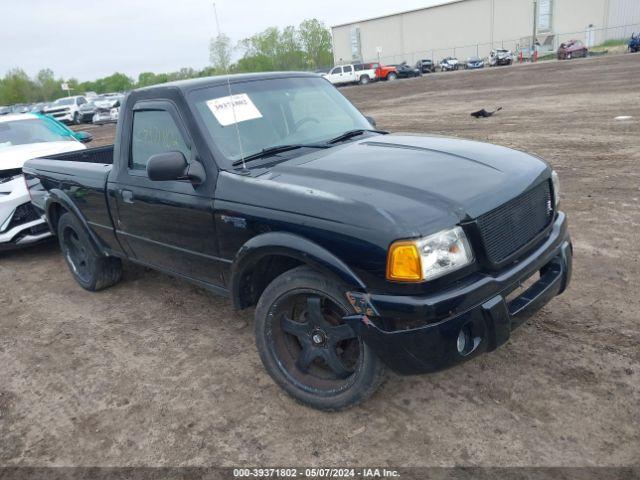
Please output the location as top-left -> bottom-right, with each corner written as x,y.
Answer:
230,232 -> 366,311
45,189 -> 106,257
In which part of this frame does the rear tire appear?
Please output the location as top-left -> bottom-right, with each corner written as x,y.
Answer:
254,266 -> 385,411
359,75 -> 370,85
57,213 -> 122,291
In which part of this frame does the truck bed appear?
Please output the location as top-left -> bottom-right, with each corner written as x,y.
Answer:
45,145 -> 114,164
23,146 -> 116,248
23,144 -> 114,191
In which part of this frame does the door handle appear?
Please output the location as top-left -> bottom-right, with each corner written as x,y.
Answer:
121,189 -> 134,204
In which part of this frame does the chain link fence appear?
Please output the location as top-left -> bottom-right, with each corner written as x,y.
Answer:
355,22 -> 640,67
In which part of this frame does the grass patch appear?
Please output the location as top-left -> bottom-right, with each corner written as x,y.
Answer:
590,38 -> 629,53
537,53 -> 557,62
597,39 -> 628,48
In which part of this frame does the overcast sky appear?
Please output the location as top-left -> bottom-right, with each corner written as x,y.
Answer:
1,0 -> 450,81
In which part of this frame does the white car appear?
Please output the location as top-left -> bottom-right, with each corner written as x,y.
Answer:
0,114 -> 87,250
43,95 -> 88,124
489,49 -> 514,66
323,64 -> 377,85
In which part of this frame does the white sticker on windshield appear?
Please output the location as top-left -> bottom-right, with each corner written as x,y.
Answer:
206,93 -> 262,127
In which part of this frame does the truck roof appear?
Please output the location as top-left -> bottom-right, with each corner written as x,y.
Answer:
135,71 -> 320,94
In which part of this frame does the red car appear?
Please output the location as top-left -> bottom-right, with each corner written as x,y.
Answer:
557,40 -> 588,60
364,62 -> 398,81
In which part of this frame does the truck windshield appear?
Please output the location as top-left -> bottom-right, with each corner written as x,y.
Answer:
0,117 -> 76,149
189,76 -> 372,167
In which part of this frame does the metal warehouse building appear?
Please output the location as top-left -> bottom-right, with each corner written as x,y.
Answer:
331,0 -> 640,65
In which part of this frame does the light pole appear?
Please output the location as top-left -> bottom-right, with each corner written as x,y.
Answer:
532,0 -> 538,57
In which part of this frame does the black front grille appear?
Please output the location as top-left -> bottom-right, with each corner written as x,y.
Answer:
477,180 -> 553,264
7,203 -> 40,231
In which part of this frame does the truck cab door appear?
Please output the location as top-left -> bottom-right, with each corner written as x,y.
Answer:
342,65 -> 355,83
328,66 -> 343,84
109,100 -> 224,287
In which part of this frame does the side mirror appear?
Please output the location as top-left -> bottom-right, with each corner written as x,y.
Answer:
75,131 -> 93,143
146,151 -> 206,185
365,116 -> 377,128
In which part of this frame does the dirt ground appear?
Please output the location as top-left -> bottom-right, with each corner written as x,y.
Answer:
1,55 -> 639,468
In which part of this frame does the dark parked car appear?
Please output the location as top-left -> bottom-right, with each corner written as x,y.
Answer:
557,40 -> 588,60
628,33 -> 640,53
415,59 -> 436,73
87,94 -> 124,124
78,99 -> 100,123
390,63 -> 421,78
465,56 -> 485,69
24,72 -> 572,411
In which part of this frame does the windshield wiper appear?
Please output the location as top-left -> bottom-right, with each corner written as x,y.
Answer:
232,144 -> 329,167
325,128 -> 388,145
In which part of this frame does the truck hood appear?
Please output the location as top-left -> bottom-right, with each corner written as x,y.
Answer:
218,134 -> 550,238
0,141 -> 86,171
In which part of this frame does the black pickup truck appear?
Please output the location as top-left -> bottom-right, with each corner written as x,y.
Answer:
24,72 -> 572,411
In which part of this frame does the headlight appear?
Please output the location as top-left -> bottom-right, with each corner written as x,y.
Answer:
551,170 -> 560,207
386,226 -> 474,282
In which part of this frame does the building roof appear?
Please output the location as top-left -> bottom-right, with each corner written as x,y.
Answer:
331,0 -> 466,28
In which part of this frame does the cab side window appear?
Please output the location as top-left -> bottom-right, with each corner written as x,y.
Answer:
130,110 -> 189,171
330,67 -> 342,75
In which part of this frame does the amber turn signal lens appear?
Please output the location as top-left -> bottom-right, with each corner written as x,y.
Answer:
386,241 -> 423,282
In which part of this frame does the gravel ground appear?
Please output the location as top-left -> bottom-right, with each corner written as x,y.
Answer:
1,54 -> 639,468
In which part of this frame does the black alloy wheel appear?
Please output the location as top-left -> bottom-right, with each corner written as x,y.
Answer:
57,213 -> 122,291
62,224 -> 92,284
254,266 -> 385,411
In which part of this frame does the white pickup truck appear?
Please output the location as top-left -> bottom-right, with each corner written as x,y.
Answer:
322,63 -> 377,85
43,95 -> 88,124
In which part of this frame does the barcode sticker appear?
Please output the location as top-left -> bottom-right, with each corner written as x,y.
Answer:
206,93 -> 262,127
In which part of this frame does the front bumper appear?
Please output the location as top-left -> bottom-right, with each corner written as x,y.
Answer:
345,213 -> 572,375
79,111 -> 95,122
1,178 -> 52,251
92,112 -> 116,124
0,220 -> 51,251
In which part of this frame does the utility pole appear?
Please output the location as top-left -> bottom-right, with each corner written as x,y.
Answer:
532,0 -> 538,56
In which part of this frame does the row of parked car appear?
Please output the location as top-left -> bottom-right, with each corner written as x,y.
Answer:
0,92 -> 124,126
325,34 -> 640,87
322,48 -> 518,86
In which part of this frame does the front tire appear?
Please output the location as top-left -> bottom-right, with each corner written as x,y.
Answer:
254,266 -> 385,411
57,213 -> 122,291
386,72 -> 397,81
73,112 -> 80,125
359,75 -> 370,85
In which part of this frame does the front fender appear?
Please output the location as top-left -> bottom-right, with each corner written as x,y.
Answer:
230,231 -> 367,310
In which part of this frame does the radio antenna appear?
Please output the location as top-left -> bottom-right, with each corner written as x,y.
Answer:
213,2 -> 248,172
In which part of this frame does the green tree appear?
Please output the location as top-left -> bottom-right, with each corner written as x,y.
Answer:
298,19 -> 333,69
35,69 -> 64,101
0,69 -> 37,104
209,33 -> 232,72
100,72 -> 134,92
276,26 -> 305,70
